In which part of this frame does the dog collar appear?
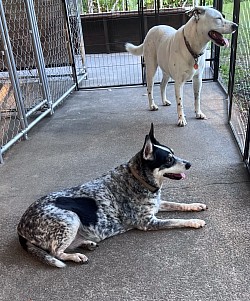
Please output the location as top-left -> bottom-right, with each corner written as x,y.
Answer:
129,166 -> 159,193
183,30 -> 204,70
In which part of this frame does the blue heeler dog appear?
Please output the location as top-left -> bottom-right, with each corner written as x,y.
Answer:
17,123 -> 207,268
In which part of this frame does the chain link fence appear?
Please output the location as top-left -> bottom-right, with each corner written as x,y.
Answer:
0,0 -> 86,163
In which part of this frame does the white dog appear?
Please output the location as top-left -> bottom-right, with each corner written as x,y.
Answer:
125,7 -> 237,126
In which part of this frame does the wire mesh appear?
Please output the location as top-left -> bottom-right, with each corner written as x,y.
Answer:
219,0 -> 249,156
33,0 -> 75,102
66,0 -> 87,84
0,0 -> 85,162
78,1 -> 215,89
0,67 -> 22,148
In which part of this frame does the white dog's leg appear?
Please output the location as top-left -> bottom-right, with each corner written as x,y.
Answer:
193,74 -> 207,120
160,72 -> 171,106
175,82 -> 187,126
145,56 -> 158,111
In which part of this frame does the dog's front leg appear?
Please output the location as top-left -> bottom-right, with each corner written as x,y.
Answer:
159,201 -> 207,212
175,82 -> 187,126
138,216 -> 206,230
193,74 -> 207,120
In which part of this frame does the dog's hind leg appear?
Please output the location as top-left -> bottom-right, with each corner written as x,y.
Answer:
50,218 -> 89,265
193,73 -> 207,120
19,235 -> 66,268
81,240 -> 98,251
160,72 -> 171,106
144,53 -> 158,111
67,233 -> 98,251
159,201 -> 207,212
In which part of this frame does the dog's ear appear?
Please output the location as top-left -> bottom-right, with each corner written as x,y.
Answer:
149,123 -> 154,139
186,6 -> 206,19
148,122 -> 160,145
142,135 -> 154,160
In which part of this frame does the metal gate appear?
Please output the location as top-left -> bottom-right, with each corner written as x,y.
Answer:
79,0 -> 216,89
0,0 -> 86,163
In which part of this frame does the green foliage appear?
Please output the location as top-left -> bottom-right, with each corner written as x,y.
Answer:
80,0 -> 195,13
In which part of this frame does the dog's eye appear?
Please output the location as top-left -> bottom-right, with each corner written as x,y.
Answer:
166,157 -> 173,163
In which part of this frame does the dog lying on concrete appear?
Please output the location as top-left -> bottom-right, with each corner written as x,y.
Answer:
17,123 -> 207,268
125,7 -> 238,126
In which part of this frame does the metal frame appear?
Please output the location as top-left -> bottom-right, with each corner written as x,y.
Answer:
25,0 -> 53,113
225,0 -> 249,172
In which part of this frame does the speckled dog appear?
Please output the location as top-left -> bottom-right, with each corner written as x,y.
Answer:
17,124 -> 207,268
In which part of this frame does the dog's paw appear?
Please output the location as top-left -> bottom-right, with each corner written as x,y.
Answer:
72,253 -> 89,264
188,203 -> 208,211
188,219 -> 206,228
150,104 -> 159,111
162,99 -> 171,106
177,116 -> 187,127
83,241 -> 98,251
196,111 -> 207,120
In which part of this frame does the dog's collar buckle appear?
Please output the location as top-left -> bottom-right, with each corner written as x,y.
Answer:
183,30 -> 204,70
129,166 -> 159,193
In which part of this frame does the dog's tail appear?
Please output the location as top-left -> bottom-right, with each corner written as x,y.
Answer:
18,235 -> 66,268
125,42 -> 143,56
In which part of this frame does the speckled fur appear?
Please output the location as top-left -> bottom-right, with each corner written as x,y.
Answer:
17,124 -> 207,268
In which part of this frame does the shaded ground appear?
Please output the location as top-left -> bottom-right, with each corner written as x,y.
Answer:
0,82 -> 250,301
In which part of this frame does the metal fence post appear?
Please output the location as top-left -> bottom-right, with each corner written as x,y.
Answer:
24,0 -> 53,114
243,108 -> 250,168
212,0 -> 222,82
227,0 -> 240,122
62,0 -> 79,90
0,0 -> 28,134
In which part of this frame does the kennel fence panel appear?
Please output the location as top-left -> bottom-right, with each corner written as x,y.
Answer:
65,0 -> 88,86
33,0 -> 76,103
218,0 -> 250,171
78,0 -> 216,89
0,0 -> 85,162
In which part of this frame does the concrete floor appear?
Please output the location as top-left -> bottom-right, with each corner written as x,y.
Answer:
1,82 -> 250,301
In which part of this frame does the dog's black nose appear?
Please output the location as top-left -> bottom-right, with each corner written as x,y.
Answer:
232,23 -> 238,31
185,162 -> 191,170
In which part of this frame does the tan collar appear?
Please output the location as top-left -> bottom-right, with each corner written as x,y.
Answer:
129,166 -> 159,193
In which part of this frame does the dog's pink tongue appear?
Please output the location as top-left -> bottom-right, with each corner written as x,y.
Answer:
223,37 -> 230,47
181,173 -> 186,179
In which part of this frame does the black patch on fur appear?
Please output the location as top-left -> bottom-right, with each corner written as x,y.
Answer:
19,235 -> 28,251
55,197 -> 98,226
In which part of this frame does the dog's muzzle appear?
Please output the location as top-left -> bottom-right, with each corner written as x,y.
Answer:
163,161 -> 191,180
185,162 -> 191,170
231,23 -> 238,32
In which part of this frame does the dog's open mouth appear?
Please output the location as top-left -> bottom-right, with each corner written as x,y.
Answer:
163,173 -> 186,180
208,30 -> 229,47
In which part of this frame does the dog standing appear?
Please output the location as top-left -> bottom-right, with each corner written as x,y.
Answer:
125,7 -> 238,126
17,124 -> 207,268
